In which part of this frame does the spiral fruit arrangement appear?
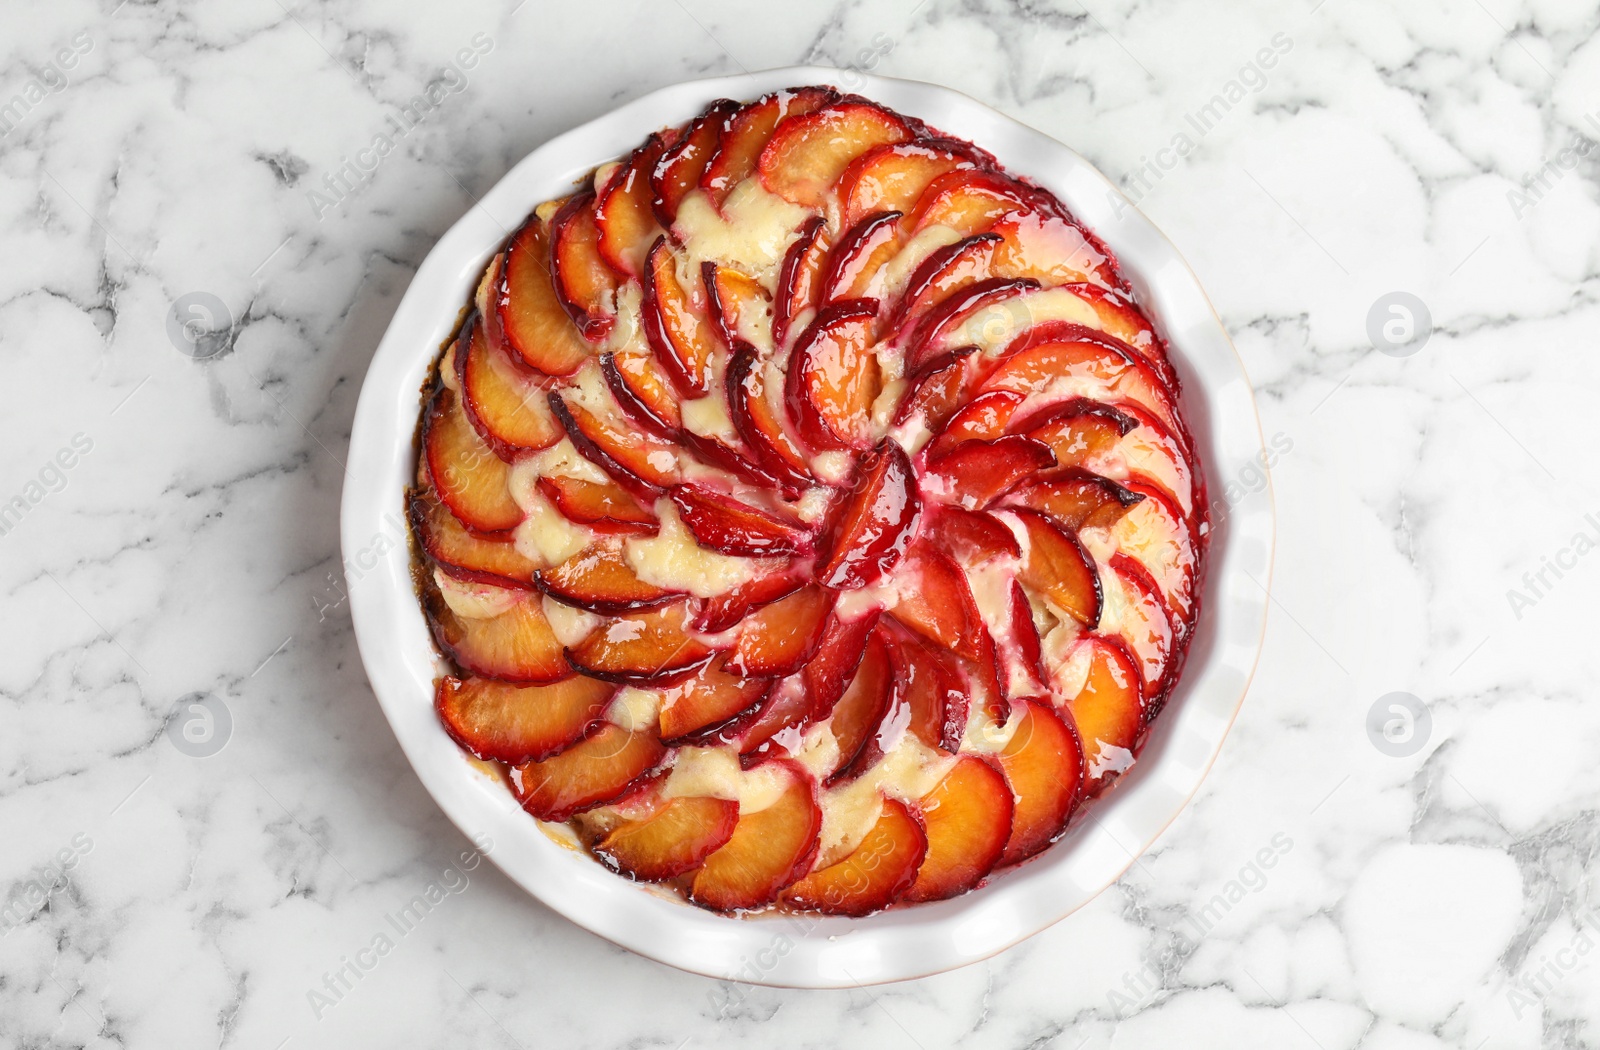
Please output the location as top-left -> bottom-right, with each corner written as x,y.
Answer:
411,87 -> 1206,915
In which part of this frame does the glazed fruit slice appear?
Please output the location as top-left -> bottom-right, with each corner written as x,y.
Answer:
726,344 -> 815,488
496,218 -> 592,376
772,215 -> 828,350
922,505 -> 1021,565
1063,635 -> 1146,793
901,276 -> 1039,373
994,698 -> 1083,865
690,761 -> 823,911
927,389 -> 1025,458
1083,401 -> 1197,521
816,438 -> 921,590
550,192 -> 618,340
981,323 -> 1181,435
1003,508 -> 1103,627
435,674 -> 615,764
910,169 -> 1041,237
1055,283 -> 1170,382
1111,480 -> 1197,619
704,263 -> 769,349
424,387 -> 522,533
891,345 -> 976,433
889,543 -> 990,664
886,633 -> 969,754
642,237 -> 718,396
536,539 -> 680,615
783,797 -> 928,916
411,486 -> 538,587
509,723 -> 666,820
824,630 -> 893,779
838,140 -> 982,231
904,755 -> 1014,902
988,212 -> 1116,290
679,430 -> 790,497
596,793 -> 741,881
701,86 -> 839,207
457,312 -> 561,458
602,351 -> 682,438
657,655 -> 773,741
1009,467 -> 1145,531
727,585 -> 834,677
702,678 -> 812,756
886,232 -> 1001,339
805,609 -> 883,720
820,210 -> 902,303
549,392 -> 680,497
786,298 -> 880,450
1017,397 -> 1140,464
596,133 -> 668,278
1109,555 -> 1175,700
669,485 -> 813,557
427,587 -> 571,683
759,101 -> 913,208
651,98 -> 738,225
536,474 -> 658,535
1004,578 -> 1047,697
924,435 -> 1056,510
691,565 -> 808,633
565,600 -> 718,683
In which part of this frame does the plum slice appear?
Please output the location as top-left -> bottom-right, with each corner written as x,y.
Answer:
701,86 -> 839,207
535,474 -> 658,535
1062,635 -> 1146,795
550,192 -> 619,341
816,438 -> 921,590
771,215 -> 828,350
819,209 -> 902,303
822,629 -> 893,781
424,387 -> 522,534
642,237 -> 719,396
994,698 -> 1083,865
689,760 -> 822,911
651,98 -> 738,225
426,588 -> 570,684
548,391 -> 680,498
910,169 -> 1044,237
759,100 -> 913,208
903,755 -> 1013,902
495,217 -> 592,377
595,133 -> 669,278
726,585 -> 834,677
980,322 -> 1182,436
457,311 -> 561,458
1003,508 -> 1103,627
783,797 -> 927,916
838,139 -> 983,231
888,542 -> 992,664
785,298 -> 881,451
509,724 -> 666,821
669,485 -> 813,558
596,793 -> 741,881
535,538 -> 682,615
435,674 -> 615,764
656,655 -> 772,742
924,434 -> 1056,510
565,600 -> 719,684
725,344 -> 816,489
411,485 -> 537,588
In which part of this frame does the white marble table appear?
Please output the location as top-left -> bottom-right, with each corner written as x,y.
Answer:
4,1 -> 1597,1046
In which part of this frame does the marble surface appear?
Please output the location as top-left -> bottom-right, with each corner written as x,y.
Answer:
3,0 -> 1599,1046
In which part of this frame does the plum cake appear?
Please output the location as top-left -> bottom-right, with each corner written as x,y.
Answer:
410,87 -> 1206,916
